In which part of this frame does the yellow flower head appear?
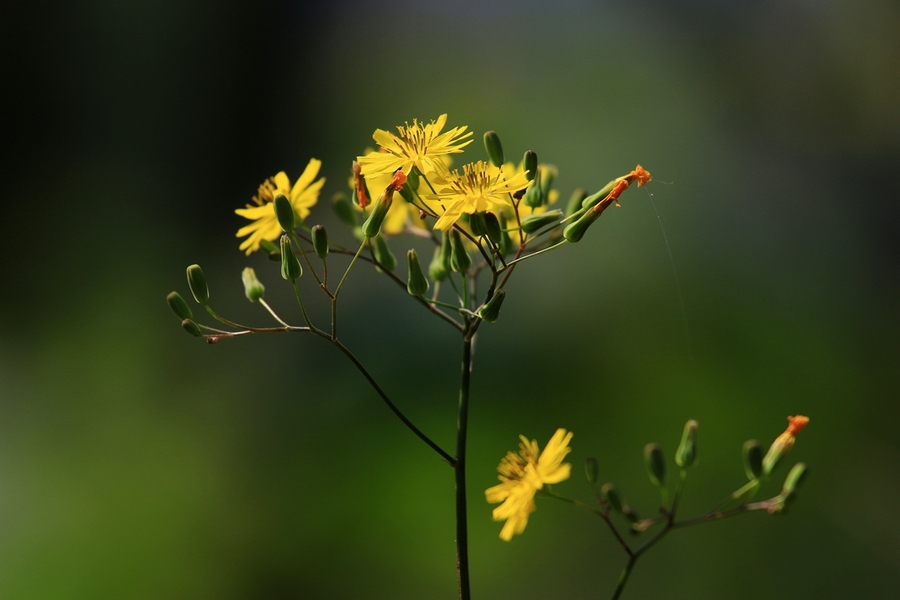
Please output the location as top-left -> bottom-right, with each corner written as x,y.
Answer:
235,159 -> 325,255
356,114 -> 473,178
485,428 -> 573,541
423,161 -> 532,231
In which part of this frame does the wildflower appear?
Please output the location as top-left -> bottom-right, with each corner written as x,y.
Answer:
235,159 -> 325,255
423,161 -> 532,231
485,428 -> 573,541
762,415 -> 809,475
357,114 -> 473,178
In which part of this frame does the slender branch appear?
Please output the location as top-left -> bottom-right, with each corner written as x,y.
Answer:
455,328 -> 474,600
499,239 -> 567,272
611,556 -> 637,600
258,298 -> 291,328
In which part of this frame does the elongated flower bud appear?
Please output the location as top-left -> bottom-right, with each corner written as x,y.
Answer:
449,230 -> 471,273
601,483 -> 623,513
563,209 -> 601,243
520,210 -> 562,235
782,462 -> 808,495
363,194 -> 392,238
406,249 -> 429,296
565,188 -> 588,216
524,177 -> 543,208
429,245 -> 448,282
763,416 -> 809,475
372,235 -> 396,271
582,180 -> 619,210
181,318 -> 202,337
312,225 -> 329,259
499,214 -> 514,255
484,212 -> 502,245
743,439 -> 763,480
241,267 -> 265,302
675,420 -> 698,468
331,192 -> 357,226
273,194 -> 294,232
483,130 -> 504,167
186,264 -> 209,304
280,235 -> 302,280
584,457 -> 599,484
166,291 -> 192,320
523,150 -> 538,181
478,289 -> 506,322
644,443 -> 667,487
469,212 -> 487,237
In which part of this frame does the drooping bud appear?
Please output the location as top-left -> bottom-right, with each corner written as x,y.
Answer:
166,291 -> 192,320
449,230 -> 471,273
241,267 -> 265,302
584,457 -> 599,484
312,225 -> 329,259
483,130 -> 504,167
675,420 -> 698,468
429,244 -> 448,282
644,443 -> 667,487
523,150 -> 538,181
477,289 -> 506,323
484,212 -> 502,245
469,212 -> 487,237
363,170 -> 407,238
763,415 -> 809,476
782,462 -> 808,496
742,439 -> 764,480
406,249 -> 429,296
520,210 -> 562,235
372,235 -> 397,271
601,483 -> 624,513
186,264 -> 209,304
273,194 -> 295,232
351,161 -> 370,208
331,192 -> 357,227
565,188 -> 588,216
279,235 -> 302,280
181,318 -> 202,337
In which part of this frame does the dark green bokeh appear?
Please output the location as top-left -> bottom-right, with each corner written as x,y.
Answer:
1,1 -> 898,598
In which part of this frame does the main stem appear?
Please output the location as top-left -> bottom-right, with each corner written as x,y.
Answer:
455,328 -> 473,600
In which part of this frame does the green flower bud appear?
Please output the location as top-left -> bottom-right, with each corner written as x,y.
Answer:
601,483 -> 623,513
582,180 -> 619,209
523,150 -> 538,181
181,318 -> 202,337
563,207 -> 603,243
623,506 -> 641,524
499,214 -> 514,255
469,212 -> 487,237
363,193 -> 392,238
484,212 -> 502,245
483,130 -> 504,167
429,244 -> 448,282
273,194 -> 295,232
520,210 -> 562,235
644,443 -> 667,487
312,225 -> 329,259
449,230 -> 471,273
372,235 -> 397,271
565,188 -> 588,216
280,235 -> 302,280
675,420 -> 699,468
398,181 -> 414,203
406,249 -> 429,296
782,462 -> 808,495
185,264 -> 209,304
477,289 -> 506,323
166,291 -> 192,320
742,439 -> 764,481
241,267 -> 265,302
524,176 -> 543,208
331,192 -> 357,227
584,457 -> 599,484
406,168 -> 420,192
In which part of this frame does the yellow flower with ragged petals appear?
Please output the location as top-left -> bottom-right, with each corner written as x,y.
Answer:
357,114 -> 473,178
485,428 -> 573,541
235,159 -> 325,255
422,161 -> 532,231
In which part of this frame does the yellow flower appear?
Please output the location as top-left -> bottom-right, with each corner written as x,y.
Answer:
235,159 -> 325,255
356,114 -> 473,178
422,161 -> 532,231
485,428 -> 573,541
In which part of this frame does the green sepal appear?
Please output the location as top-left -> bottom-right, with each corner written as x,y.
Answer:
483,130 -> 504,167
273,194 -> 295,232
484,212 -> 502,245
312,225 -> 329,259
477,289 -> 506,323
675,420 -> 698,468
372,235 -> 397,271
644,443 -> 667,487
279,235 -> 302,280
406,249 -> 429,296
166,291 -> 192,320
469,212 -> 487,237
185,264 -> 209,305
520,210 -> 562,235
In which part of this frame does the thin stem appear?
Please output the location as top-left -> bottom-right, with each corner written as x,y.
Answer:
611,556 -> 637,600
334,238 -> 366,300
291,231 -> 324,289
290,280 -> 316,331
258,298 -> 290,328
455,329 -> 474,600
499,239 -> 568,272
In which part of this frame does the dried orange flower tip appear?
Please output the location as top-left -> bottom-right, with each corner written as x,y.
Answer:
632,165 -> 652,187
786,415 -> 810,435
389,170 -> 408,190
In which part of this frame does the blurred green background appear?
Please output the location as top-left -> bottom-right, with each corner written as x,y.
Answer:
1,1 -> 898,598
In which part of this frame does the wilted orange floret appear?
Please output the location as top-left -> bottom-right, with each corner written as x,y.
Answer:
786,415 -> 809,436
630,165 -> 652,187
352,161 -> 370,208
389,169 -> 407,191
